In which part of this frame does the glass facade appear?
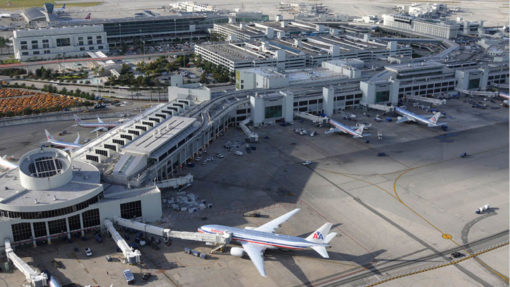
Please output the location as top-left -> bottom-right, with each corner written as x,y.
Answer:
11,223 -> 31,242
0,192 -> 102,220
120,201 -> 142,219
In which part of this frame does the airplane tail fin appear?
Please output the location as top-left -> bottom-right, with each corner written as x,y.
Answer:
44,129 -> 53,141
429,112 -> 441,125
97,117 -> 104,124
73,114 -> 81,123
355,125 -> 364,135
306,223 -> 337,259
85,13 -> 91,20
306,223 -> 337,244
62,4 -> 66,9
74,133 -> 80,145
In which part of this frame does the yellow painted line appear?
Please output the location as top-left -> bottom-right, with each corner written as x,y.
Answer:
392,168 -> 509,284
366,242 -> 509,286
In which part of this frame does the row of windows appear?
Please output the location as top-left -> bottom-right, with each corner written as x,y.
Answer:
0,193 -> 103,219
20,46 -> 104,57
11,209 -> 100,242
120,201 -> 142,219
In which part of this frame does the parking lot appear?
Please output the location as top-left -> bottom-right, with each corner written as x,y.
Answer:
0,94 -> 508,286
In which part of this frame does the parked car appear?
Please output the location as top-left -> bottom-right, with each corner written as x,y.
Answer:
84,248 -> 92,257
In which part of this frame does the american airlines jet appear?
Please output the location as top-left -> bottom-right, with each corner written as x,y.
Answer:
45,130 -> 82,150
198,208 -> 336,277
395,107 -> 446,128
325,119 -> 367,138
73,115 -> 119,133
0,155 -> 17,170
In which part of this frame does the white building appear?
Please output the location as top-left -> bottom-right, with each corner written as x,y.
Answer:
0,148 -> 161,248
13,25 -> 108,61
360,61 -> 457,105
382,14 -> 459,39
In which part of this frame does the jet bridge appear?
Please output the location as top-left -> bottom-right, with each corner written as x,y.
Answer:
4,239 -> 48,287
406,95 -> 446,105
112,217 -> 231,246
294,111 -> 329,125
239,119 -> 259,142
104,219 -> 141,264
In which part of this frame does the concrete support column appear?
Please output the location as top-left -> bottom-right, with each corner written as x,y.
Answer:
45,221 -> 51,244
65,217 -> 71,240
79,213 -> 85,237
30,223 -> 36,247
322,86 -> 335,116
280,91 -> 294,123
250,95 -> 265,127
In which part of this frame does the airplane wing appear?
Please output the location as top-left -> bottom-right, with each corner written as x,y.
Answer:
255,208 -> 300,233
90,127 -> 106,133
396,116 -> 411,123
241,242 -> 267,277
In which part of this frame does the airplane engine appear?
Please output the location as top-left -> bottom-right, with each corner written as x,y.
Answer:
230,247 -> 244,257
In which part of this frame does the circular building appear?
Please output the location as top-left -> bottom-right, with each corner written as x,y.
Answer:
0,147 -> 104,246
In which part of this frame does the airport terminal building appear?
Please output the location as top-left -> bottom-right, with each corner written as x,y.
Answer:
0,148 -> 161,247
13,25 -> 109,61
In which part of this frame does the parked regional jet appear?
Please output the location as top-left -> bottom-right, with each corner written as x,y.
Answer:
325,119 -> 367,138
0,155 -> 17,170
54,4 -> 66,15
395,107 -> 446,128
73,115 -> 119,133
198,208 -> 336,277
45,130 -> 82,150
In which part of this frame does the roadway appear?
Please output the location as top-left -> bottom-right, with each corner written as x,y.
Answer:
0,50 -> 192,69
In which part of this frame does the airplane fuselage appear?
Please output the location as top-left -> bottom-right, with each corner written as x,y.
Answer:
47,139 -> 82,150
395,107 -> 437,126
198,225 -> 326,250
0,157 -> 17,170
329,119 -> 361,137
77,122 -> 118,128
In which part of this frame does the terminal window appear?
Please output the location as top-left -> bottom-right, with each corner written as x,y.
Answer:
375,91 -> 390,103
68,214 -> 81,231
265,105 -> 282,119
120,200 -> 142,219
48,218 -> 67,235
12,223 -> 32,242
33,222 -> 47,238
56,38 -> 71,47
82,209 -> 100,228
468,79 -> 480,89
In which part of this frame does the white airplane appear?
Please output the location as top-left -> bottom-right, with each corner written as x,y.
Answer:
325,119 -> 367,138
198,208 -> 337,277
499,92 -> 509,105
45,130 -> 82,150
54,4 -> 66,15
395,107 -> 446,128
0,155 -> 17,170
73,115 -> 120,133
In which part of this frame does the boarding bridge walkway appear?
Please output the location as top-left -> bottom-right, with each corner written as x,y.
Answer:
456,89 -> 499,97
5,239 -> 47,287
112,217 -> 231,246
294,111 -> 329,125
156,174 -> 193,189
239,119 -> 259,142
104,219 -> 141,264
365,104 -> 394,112
406,95 -> 446,105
